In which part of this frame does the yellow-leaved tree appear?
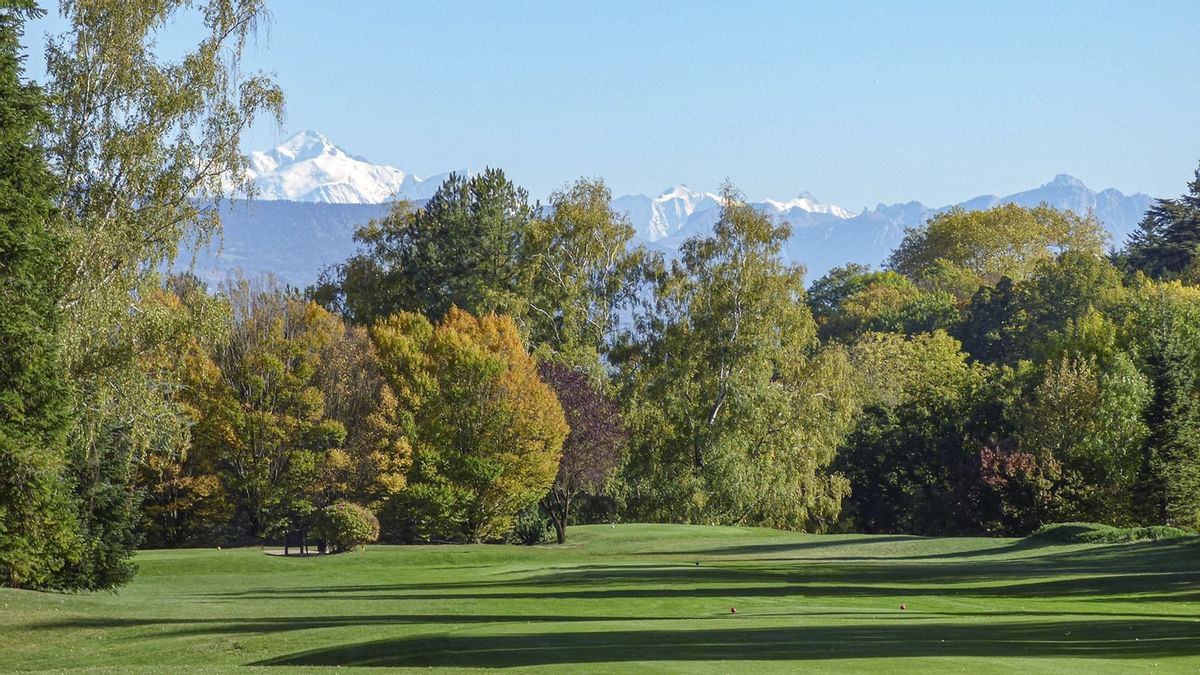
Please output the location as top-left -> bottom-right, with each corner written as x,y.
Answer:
372,308 -> 567,542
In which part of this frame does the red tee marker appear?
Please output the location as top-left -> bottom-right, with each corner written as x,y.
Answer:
730,607 -> 737,614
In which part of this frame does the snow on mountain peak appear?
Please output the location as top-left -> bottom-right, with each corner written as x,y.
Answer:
762,193 -> 852,219
245,131 -> 446,204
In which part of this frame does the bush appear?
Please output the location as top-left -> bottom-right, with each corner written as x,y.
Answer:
508,503 -> 553,545
314,502 -> 379,553
1029,522 -> 1193,544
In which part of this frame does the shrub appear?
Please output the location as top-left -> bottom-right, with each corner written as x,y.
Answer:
508,503 -> 553,545
1029,522 -> 1193,544
315,502 -> 380,553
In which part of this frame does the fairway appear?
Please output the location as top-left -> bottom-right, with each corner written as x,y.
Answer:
3,524 -> 1198,673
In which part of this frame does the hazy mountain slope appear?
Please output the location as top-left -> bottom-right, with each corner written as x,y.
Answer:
190,131 -> 1155,287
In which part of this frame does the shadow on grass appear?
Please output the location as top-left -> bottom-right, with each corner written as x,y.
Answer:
651,535 -> 922,558
199,540 -> 1200,604
251,619 -> 1200,667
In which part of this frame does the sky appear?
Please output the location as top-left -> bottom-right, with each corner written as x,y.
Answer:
20,0 -> 1200,211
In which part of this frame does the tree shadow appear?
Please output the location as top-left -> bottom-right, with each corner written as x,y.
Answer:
252,619 -> 1200,667
651,535 -> 923,558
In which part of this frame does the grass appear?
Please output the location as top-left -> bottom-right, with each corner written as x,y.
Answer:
3,524 -> 1199,673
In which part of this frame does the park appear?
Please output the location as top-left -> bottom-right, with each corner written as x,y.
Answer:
4,524 -> 1198,672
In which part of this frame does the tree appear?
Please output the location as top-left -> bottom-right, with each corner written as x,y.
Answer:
0,0 -> 79,589
1018,341 -> 1150,524
39,0 -> 283,589
957,252 -> 1124,365
1124,163 -> 1200,280
313,324 -> 410,511
372,308 -> 567,542
1121,279 -> 1200,528
888,204 -> 1108,298
525,178 -> 644,364
320,169 -> 538,324
537,362 -> 627,543
197,280 -> 346,543
615,184 -> 857,530
808,266 -> 957,342
835,331 -> 992,534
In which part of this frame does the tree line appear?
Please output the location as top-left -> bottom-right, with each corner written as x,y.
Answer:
3,0 -> 1200,592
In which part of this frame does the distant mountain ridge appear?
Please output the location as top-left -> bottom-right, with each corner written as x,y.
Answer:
189,131 -> 1155,287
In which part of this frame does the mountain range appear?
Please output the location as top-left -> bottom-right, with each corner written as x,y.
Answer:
185,131 -> 1155,288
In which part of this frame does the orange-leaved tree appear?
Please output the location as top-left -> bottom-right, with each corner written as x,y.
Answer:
372,307 -> 567,542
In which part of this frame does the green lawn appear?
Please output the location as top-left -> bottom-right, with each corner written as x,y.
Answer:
3,524 -> 1198,673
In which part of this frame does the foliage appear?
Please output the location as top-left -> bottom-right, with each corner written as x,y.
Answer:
809,265 -> 957,342
507,502 -> 554,546
1120,278 -> 1200,529
318,169 -> 537,324
193,279 -> 346,540
836,331 -> 988,534
0,0 -> 79,589
957,252 -> 1124,365
888,203 -> 1108,297
1029,522 -> 1193,543
524,178 -> 644,364
37,0 -> 283,590
1124,164 -> 1200,280
537,361 -> 627,543
616,184 -> 856,530
314,502 -> 379,553
372,308 -> 567,542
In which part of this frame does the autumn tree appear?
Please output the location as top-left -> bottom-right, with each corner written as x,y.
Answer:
313,323 -> 410,510
537,362 -> 627,543
198,280 -> 346,542
372,308 -> 567,542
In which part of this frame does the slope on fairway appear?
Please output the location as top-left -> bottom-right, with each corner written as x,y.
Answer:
2,524 -> 1198,673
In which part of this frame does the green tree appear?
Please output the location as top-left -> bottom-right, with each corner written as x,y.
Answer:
835,331 -> 991,534
958,252 -> 1123,365
1124,163 -> 1200,280
372,308 -> 567,542
40,0 -> 283,588
888,204 -> 1108,298
525,178 -> 644,366
321,169 -> 537,324
0,0 -> 79,589
809,266 -> 957,342
616,185 -> 857,530
1122,279 -> 1200,528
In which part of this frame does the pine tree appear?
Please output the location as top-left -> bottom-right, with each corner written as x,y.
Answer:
0,0 -> 80,589
1125,164 -> 1200,280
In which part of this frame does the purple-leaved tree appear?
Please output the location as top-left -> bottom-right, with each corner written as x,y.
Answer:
538,362 -> 627,544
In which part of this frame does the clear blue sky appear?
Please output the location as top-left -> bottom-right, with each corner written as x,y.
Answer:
22,0 -> 1200,210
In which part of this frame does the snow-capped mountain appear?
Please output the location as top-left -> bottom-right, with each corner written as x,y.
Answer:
188,132 -> 1155,287
244,130 -> 452,204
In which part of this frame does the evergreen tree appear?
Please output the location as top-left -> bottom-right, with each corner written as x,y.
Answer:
321,169 -> 538,324
0,0 -> 80,589
1125,164 -> 1200,280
